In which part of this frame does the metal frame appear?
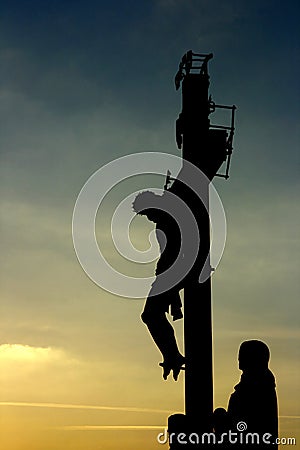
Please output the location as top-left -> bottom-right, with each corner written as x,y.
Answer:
209,102 -> 237,179
175,50 -> 237,180
175,51 -> 213,90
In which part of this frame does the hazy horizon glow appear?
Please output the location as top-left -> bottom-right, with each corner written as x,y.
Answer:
1,0 -> 299,449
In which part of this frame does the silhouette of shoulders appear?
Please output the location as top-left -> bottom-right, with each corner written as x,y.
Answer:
227,340 -> 278,448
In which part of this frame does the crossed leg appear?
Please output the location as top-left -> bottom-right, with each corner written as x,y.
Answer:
141,286 -> 184,380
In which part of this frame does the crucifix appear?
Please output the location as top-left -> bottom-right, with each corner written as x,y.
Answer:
171,51 -> 236,445
134,50 -> 236,447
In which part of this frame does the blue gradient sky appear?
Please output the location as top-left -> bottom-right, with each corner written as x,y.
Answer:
0,1 -> 299,449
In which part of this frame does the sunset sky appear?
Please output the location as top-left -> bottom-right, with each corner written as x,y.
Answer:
0,1 -> 299,449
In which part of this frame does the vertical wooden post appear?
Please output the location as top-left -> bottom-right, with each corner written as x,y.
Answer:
181,70 -> 213,431
168,52 -> 235,448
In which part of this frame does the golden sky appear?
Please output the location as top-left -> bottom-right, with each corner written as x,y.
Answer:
1,1 -> 299,449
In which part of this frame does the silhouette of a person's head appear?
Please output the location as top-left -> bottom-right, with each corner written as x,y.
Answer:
132,191 -> 164,222
227,340 -> 278,441
238,340 -> 270,372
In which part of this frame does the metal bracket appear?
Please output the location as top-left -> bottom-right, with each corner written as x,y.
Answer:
210,103 -> 237,179
175,51 -> 213,90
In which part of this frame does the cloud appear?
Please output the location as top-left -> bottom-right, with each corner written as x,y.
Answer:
0,344 -> 81,395
0,401 -> 171,415
0,344 -> 66,362
59,425 -> 164,430
0,344 -> 79,374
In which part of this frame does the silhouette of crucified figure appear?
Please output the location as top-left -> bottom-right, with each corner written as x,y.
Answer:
132,190 -> 185,381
